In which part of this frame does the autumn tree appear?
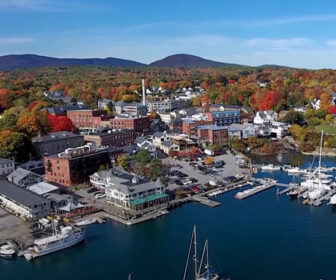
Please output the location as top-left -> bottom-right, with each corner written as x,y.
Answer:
0,130 -> 31,162
0,106 -> 28,130
47,115 -> 75,132
16,111 -> 50,137
0,88 -> 12,111
117,154 -> 129,170
319,93 -> 332,111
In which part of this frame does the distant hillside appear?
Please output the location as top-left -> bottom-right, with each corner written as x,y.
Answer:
149,54 -> 243,68
0,53 -> 287,70
0,54 -> 146,70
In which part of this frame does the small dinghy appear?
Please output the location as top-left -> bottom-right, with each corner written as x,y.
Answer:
0,242 -> 16,259
76,218 -> 97,227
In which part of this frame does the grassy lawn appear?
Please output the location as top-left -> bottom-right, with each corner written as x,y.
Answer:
315,124 -> 336,135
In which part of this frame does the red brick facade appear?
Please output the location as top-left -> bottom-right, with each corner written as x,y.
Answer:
67,110 -> 112,129
109,117 -> 150,134
197,126 -> 228,145
44,150 -> 110,187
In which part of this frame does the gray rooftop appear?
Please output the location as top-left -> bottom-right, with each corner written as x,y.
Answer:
0,158 -> 13,165
0,180 -> 49,207
32,131 -> 82,143
7,168 -> 39,184
197,125 -> 228,131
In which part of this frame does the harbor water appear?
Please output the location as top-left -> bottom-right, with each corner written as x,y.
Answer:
2,153 -> 336,280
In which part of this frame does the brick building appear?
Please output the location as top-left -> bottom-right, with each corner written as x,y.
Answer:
84,128 -> 136,148
44,143 -> 111,187
182,119 -> 211,137
109,116 -> 150,134
32,131 -> 84,159
67,110 -> 113,130
205,111 -> 241,126
197,125 -> 228,145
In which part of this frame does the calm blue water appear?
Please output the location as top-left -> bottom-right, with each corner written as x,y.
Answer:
2,153 -> 336,280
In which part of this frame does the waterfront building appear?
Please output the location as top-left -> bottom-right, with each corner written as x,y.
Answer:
229,123 -> 257,139
197,125 -> 228,145
91,168 -> 169,218
0,158 -> 15,176
7,168 -> 42,188
84,128 -> 135,148
44,143 -> 111,187
32,131 -> 85,158
0,180 -> 52,220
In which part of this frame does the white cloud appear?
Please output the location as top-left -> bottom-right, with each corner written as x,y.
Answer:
326,40 -> 336,47
0,37 -> 36,45
245,38 -> 311,49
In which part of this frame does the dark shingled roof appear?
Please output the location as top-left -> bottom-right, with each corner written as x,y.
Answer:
0,180 -> 49,207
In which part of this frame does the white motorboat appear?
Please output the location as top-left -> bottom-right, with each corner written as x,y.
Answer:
24,225 -> 85,260
329,194 -> 336,205
0,242 -> 16,259
76,218 -> 97,227
287,167 -> 306,174
261,164 -> 280,171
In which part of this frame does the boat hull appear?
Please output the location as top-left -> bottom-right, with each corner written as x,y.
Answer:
25,232 -> 85,260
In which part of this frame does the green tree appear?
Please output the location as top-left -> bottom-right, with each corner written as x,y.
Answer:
133,149 -> 152,167
0,130 -> 31,162
0,106 -> 28,130
149,158 -> 164,180
283,111 -> 304,124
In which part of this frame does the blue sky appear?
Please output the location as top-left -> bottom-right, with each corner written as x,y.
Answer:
1,0 -> 336,68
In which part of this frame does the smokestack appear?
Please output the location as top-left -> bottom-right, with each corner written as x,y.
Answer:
142,79 -> 146,105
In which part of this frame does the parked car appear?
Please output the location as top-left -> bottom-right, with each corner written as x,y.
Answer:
175,179 -> 184,186
86,187 -> 98,193
214,161 -> 225,168
190,178 -> 198,183
95,193 -> 106,199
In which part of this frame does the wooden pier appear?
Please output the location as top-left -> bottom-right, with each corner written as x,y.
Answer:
191,196 -> 221,207
235,179 -> 277,199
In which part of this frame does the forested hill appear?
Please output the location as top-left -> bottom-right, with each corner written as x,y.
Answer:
0,54 -> 146,70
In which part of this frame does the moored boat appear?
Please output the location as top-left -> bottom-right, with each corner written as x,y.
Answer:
0,242 -> 16,259
24,225 -> 85,260
76,218 -> 97,227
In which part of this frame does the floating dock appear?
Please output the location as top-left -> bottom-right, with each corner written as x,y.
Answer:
191,196 -> 221,207
235,180 -> 277,199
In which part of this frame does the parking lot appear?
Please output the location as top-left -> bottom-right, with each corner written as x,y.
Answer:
0,208 -> 29,243
163,151 -> 248,192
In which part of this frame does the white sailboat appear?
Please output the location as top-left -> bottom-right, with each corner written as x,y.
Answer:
300,131 -> 333,201
182,226 -> 224,280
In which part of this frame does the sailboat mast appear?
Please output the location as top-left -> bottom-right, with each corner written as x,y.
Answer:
183,226 -> 196,280
193,226 -> 198,280
318,130 -> 323,181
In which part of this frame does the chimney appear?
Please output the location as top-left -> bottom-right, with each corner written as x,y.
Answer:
142,79 -> 146,106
